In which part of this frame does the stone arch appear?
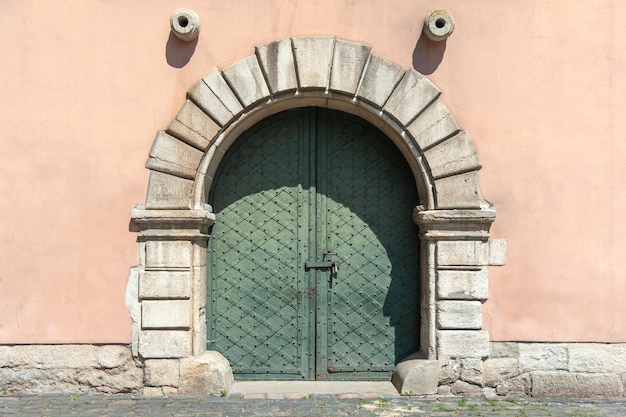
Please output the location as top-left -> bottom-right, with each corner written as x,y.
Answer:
129,36 -> 505,394
144,36 -> 482,212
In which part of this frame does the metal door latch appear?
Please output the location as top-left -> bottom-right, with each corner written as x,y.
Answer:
305,252 -> 339,274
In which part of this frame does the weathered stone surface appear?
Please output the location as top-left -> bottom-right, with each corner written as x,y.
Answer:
188,70 -> 243,126
383,70 -> 440,126
459,358 -> 483,385
97,345 -> 132,369
488,239 -> 507,266
0,345 -> 99,369
142,300 -> 190,329
146,131 -> 203,180
490,342 -> 519,358
145,240 -> 192,269
167,100 -> 220,151
356,55 -> 404,107
145,171 -> 194,210
144,359 -> 180,387
0,345 -> 142,394
568,344 -> 626,374
450,380 -> 483,396
424,131 -> 481,179
222,55 -> 270,107
143,386 -> 165,397
139,330 -> 191,359
329,39 -> 371,95
436,300 -> 482,330
436,241 -> 489,267
139,270 -> 191,300
532,372 -> 623,398
126,267 -> 141,358
391,357 -> 439,395
438,358 -> 461,384
437,268 -> 488,301
256,39 -> 298,94
437,330 -> 489,359
76,366 -> 144,393
496,373 -> 531,397
292,36 -> 335,89
434,171 -> 482,209
179,351 -> 234,396
518,343 -> 567,371
483,357 -> 520,387
407,100 -> 458,150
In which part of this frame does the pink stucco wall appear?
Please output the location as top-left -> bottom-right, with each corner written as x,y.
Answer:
0,0 -> 624,343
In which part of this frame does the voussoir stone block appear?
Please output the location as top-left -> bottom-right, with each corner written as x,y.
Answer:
383,69 -> 440,126
145,171 -> 194,210
188,70 -> 243,126
222,55 -> 270,108
167,100 -> 220,151
424,131 -> 481,179
532,371 -> 623,398
407,100 -> 459,150
179,351 -> 234,396
356,55 -> 404,108
146,131 -> 203,180
437,330 -> 489,359
256,39 -> 297,94
436,300 -> 482,330
329,39 -> 371,95
142,300 -> 190,329
139,270 -> 191,300
145,240 -> 192,269
437,268 -> 488,300
292,36 -> 335,89
434,171 -> 482,209
139,330 -> 191,359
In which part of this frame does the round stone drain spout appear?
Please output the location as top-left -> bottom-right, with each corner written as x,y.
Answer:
423,10 -> 455,42
170,8 -> 200,41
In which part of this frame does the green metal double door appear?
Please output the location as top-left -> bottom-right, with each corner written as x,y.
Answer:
208,108 -> 420,380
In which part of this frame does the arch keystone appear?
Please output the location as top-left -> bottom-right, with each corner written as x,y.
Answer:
292,36 -> 336,89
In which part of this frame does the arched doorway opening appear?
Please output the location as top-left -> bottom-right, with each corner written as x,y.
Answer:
207,108 -> 420,380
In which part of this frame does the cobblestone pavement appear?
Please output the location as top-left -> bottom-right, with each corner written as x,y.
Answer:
1,394 -> 626,417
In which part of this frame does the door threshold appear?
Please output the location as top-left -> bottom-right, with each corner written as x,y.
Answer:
228,381 -> 400,399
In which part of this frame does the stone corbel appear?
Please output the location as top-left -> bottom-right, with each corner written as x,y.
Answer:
131,204 -> 215,239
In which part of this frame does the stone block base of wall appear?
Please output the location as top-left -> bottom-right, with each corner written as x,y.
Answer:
1,343 -> 625,398
0,345 -> 232,396
438,342 -> 626,398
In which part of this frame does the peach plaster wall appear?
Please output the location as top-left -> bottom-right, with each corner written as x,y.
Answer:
0,0 -> 624,343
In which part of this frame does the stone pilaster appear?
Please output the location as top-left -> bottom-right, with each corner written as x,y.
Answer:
414,205 -> 504,360
130,205 -> 215,360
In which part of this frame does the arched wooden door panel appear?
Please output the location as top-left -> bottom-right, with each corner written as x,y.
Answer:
207,108 -> 420,380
